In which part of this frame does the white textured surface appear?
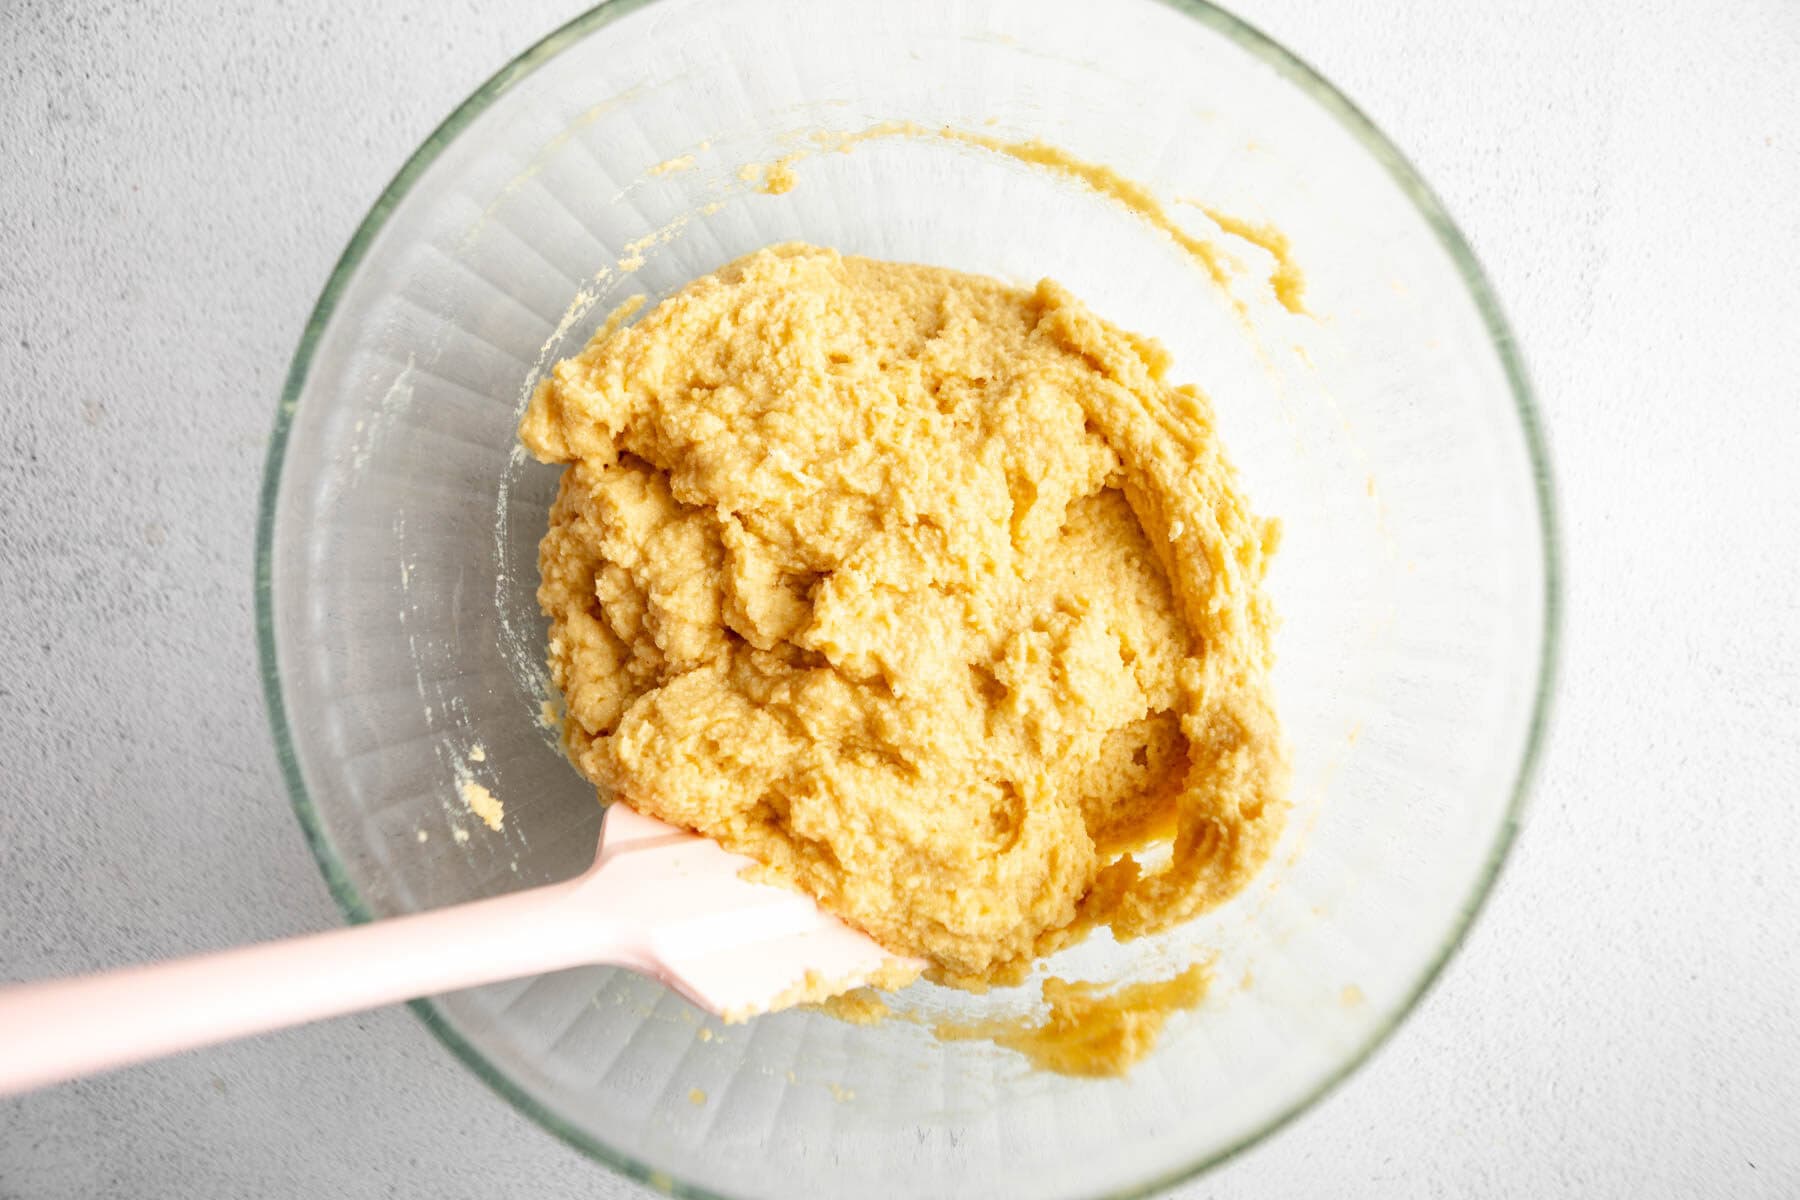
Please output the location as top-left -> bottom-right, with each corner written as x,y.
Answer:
2,0 -> 1796,1195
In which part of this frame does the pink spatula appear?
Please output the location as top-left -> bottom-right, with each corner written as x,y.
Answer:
0,804 -> 919,1096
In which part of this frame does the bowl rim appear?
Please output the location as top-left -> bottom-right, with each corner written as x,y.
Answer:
255,1 -> 1561,1195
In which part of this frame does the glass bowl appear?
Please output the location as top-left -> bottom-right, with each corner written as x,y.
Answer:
256,0 -> 1557,1196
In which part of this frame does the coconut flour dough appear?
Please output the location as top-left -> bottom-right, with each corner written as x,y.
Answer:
521,243 -> 1286,989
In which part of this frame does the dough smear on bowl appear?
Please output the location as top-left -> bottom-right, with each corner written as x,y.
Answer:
521,243 -> 1286,991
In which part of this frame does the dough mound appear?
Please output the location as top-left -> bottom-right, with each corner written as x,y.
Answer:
522,244 -> 1285,984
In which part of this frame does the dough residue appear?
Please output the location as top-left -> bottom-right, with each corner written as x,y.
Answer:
939,963 -> 1212,1077
748,123 -> 1308,316
522,243 -> 1285,1069
1197,206 -> 1308,315
817,988 -> 895,1026
720,959 -> 919,1025
649,153 -> 696,177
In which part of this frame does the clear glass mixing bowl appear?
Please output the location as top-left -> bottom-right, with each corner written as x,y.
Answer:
256,0 -> 1557,1195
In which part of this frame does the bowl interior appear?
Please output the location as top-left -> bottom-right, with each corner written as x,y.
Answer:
261,0 -> 1551,1196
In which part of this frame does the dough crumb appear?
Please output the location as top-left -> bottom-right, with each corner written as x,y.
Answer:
452,826 -> 470,845
687,1087 -> 707,1106
460,780 -> 504,832
761,156 -> 798,194
468,743 -> 486,763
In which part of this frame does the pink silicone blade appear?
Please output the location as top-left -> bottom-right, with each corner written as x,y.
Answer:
586,805 -> 923,1019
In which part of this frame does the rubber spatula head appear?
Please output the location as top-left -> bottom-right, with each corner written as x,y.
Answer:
582,804 -> 924,1020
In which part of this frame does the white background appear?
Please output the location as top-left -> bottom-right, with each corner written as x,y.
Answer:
2,0 -> 1796,1195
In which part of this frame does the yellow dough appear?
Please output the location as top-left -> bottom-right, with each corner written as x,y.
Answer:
521,244 -> 1286,990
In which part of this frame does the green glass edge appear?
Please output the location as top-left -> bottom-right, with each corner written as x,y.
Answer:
252,1 -> 1562,1196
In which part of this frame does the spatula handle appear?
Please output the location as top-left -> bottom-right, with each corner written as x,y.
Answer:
0,877 -> 638,1096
